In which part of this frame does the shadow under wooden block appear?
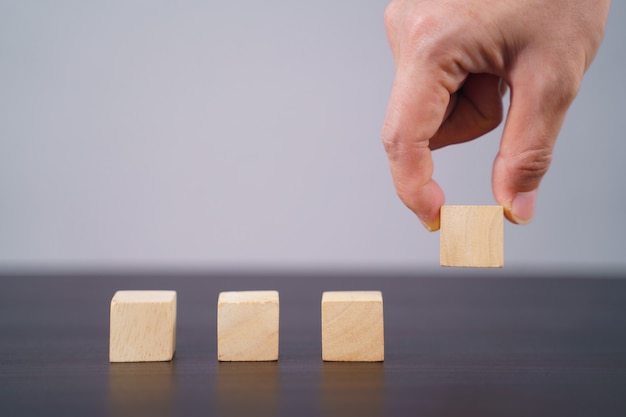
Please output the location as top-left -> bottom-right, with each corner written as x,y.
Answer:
440,205 -> 504,268
109,290 -> 177,363
322,291 -> 384,362
217,291 -> 279,362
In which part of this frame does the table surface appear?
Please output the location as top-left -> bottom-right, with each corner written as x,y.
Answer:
1,270 -> 626,416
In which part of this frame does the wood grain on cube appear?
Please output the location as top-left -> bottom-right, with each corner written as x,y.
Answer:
109,290 -> 177,363
218,291 -> 279,362
322,291 -> 384,362
440,205 -> 504,268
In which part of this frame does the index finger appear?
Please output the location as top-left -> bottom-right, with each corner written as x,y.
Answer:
381,64 -> 450,230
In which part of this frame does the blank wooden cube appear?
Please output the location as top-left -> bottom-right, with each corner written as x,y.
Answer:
440,205 -> 504,268
321,291 -> 384,362
109,290 -> 177,363
218,291 -> 279,362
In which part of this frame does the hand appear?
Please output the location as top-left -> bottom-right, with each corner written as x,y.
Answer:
381,0 -> 610,230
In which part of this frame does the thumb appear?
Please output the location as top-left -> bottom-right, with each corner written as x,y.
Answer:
493,64 -> 580,224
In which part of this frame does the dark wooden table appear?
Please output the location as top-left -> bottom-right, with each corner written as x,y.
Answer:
1,270 -> 626,416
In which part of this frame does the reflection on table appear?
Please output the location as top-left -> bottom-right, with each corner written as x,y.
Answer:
216,362 -> 279,417
109,362 -> 175,417
321,362 -> 385,416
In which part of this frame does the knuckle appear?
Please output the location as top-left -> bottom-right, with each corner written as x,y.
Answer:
478,102 -> 504,132
536,61 -> 582,108
406,13 -> 446,53
479,117 -> 503,137
510,147 -> 553,188
386,2 -> 448,54
383,2 -> 399,32
381,121 -> 402,156
381,120 -> 431,160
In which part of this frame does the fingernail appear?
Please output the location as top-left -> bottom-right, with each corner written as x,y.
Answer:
511,190 -> 537,224
419,214 -> 440,232
498,78 -> 509,97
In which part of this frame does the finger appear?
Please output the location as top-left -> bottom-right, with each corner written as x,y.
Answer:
381,62 -> 451,230
492,62 -> 579,224
430,73 -> 504,150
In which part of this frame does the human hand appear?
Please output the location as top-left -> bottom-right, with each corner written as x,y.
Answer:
381,0 -> 610,230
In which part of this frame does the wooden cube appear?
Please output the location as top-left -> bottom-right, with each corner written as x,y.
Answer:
217,291 -> 279,362
321,291 -> 384,362
109,290 -> 177,363
440,205 -> 504,268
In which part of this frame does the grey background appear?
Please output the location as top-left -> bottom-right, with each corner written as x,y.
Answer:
1,1 -> 624,272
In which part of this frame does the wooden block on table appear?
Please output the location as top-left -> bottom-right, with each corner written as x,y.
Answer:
217,291 -> 279,362
440,205 -> 504,268
109,290 -> 177,363
321,291 -> 384,362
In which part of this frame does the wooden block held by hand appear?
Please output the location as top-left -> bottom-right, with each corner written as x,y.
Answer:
218,291 -> 279,361
321,291 -> 384,362
109,290 -> 177,363
440,205 -> 504,268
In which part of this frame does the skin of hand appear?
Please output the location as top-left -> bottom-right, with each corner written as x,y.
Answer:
381,0 -> 611,231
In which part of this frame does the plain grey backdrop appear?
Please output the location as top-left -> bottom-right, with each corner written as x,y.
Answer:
1,1 -> 624,272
